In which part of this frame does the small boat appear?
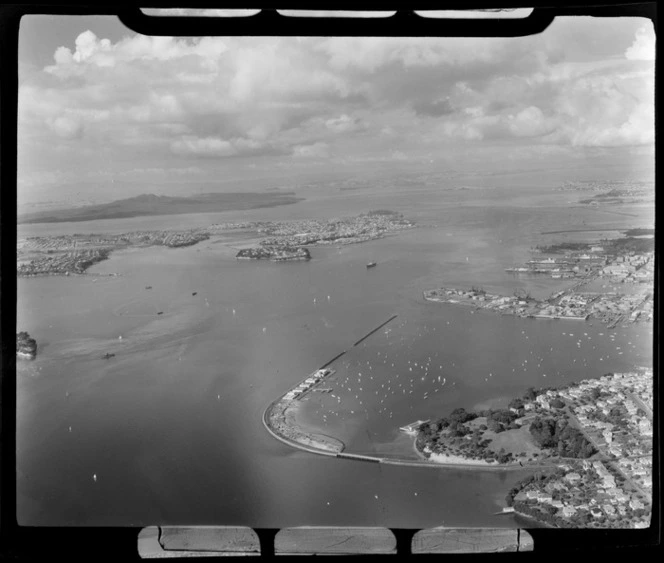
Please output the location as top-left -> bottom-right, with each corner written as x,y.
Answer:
192,292 -> 197,296
103,353 -> 115,360
145,286 -> 152,290
157,311 -> 163,315
366,262 -> 377,268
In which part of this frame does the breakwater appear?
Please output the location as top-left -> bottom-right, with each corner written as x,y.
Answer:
321,315 -> 398,369
263,315 -> 399,457
352,315 -> 398,347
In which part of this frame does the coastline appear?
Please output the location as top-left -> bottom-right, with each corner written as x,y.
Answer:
262,398 -> 547,472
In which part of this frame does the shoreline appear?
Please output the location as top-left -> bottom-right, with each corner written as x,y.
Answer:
262,398 -> 549,471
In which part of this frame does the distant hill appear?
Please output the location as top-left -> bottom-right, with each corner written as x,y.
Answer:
18,192 -> 304,224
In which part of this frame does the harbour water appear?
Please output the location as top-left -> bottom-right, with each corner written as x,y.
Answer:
16,179 -> 653,527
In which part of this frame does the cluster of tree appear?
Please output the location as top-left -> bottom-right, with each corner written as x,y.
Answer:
529,417 -> 596,458
512,501 -> 562,527
483,408 -> 520,433
605,236 -> 653,254
535,242 -> 590,254
505,472 -> 553,505
16,331 -> 37,357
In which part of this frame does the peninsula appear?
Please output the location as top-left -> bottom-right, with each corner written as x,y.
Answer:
17,230 -> 210,277
424,233 -> 653,328
415,369 -> 652,528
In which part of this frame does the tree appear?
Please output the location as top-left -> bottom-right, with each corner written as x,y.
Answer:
488,420 -> 504,433
449,408 -> 476,424
509,397 -> 525,410
529,417 -> 557,448
524,387 -> 537,401
550,398 -> 565,409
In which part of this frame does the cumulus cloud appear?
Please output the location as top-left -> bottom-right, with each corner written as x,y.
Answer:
17,17 -> 655,189
325,114 -> 365,133
412,98 -> 454,117
48,115 -> 83,139
292,142 -> 329,158
171,136 -> 236,157
507,106 -> 557,137
625,25 -> 655,61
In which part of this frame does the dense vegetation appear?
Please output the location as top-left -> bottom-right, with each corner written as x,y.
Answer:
534,242 -> 590,253
529,417 -> 596,458
603,236 -> 654,255
416,407 -> 525,464
16,331 -> 37,358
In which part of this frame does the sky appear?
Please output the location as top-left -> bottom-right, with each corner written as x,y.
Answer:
17,14 -> 655,206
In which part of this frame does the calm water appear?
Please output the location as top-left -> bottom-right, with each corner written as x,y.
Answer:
16,181 -> 653,526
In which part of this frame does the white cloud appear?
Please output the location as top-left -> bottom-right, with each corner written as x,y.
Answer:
292,142 -> 329,158
171,136 -> 236,157
507,106 -> 557,137
17,19 -> 655,189
625,25 -> 655,61
48,115 -> 83,139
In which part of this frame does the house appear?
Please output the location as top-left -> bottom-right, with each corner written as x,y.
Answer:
561,506 -> 576,518
565,472 -> 581,483
629,499 -> 644,510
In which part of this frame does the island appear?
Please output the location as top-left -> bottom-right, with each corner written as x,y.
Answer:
236,246 -> 311,261
17,192 -> 303,224
16,332 -> 37,360
17,210 -> 415,277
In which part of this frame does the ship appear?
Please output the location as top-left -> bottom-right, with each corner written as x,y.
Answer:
366,261 -> 377,268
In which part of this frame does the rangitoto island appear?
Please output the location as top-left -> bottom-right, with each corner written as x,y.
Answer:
16,331 -> 37,360
236,246 -> 311,262
17,192 -> 304,224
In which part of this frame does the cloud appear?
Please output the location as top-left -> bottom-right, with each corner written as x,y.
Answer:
412,98 -> 454,117
325,114 -> 363,133
507,106 -> 557,137
292,142 -> 329,158
171,136 -> 236,157
17,18 -> 655,191
625,25 -> 655,61
48,115 -> 83,139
